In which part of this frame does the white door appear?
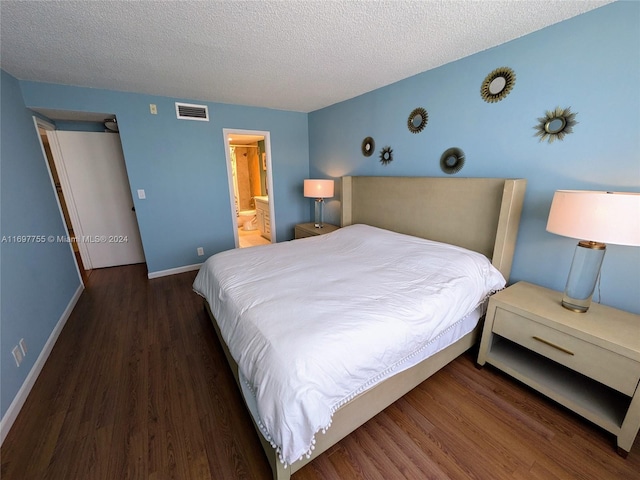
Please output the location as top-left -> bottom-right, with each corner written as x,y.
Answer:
52,131 -> 145,269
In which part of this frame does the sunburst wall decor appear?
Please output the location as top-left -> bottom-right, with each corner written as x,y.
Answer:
361,137 -> 375,156
407,107 -> 428,133
379,146 -> 393,165
481,67 -> 516,103
533,106 -> 578,143
440,148 -> 465,175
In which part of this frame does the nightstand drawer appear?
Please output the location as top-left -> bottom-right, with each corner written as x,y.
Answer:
493,307 -> 640,396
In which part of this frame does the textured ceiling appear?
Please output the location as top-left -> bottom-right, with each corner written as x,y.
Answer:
0,0 -> 613,114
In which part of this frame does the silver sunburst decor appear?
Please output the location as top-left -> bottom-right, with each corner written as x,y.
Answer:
361,136 -> 375,157
379,146 -> 393,165
533,106 -> 578,143
440,147 -> 465,175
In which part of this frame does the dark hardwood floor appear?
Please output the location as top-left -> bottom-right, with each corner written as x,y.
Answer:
2,264 -> 638,479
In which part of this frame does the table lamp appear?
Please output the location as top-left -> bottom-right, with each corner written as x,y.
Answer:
546,190 -> 640,312
303,179 -> 334,228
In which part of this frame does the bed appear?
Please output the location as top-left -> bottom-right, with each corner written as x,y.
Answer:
193,176 -> 526,480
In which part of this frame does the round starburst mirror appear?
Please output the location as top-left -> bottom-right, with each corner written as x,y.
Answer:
440,147 -> 465,175
361,137 -> 375,156
407,107 -> 428,133
379,146 -> 393,165
534,106 -> 578,143
481,67 -> 516,103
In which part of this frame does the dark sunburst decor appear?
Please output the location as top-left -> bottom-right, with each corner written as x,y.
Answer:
533,106 -> 578,143
361,137 -> 375,156
480,67 -> 516,103
407,107 -> 428,133
440,147 -> 465,174
379,146 -> 393,165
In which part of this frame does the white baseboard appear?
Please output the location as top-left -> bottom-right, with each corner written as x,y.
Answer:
0,283 -> 84,446
147,263 -> 202,279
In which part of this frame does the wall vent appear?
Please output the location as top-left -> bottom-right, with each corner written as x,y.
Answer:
175,102 -> 209,121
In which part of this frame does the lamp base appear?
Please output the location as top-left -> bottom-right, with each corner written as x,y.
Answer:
314,198 -> 325,228
561,241 -> 606,313
561,298 -> 593,313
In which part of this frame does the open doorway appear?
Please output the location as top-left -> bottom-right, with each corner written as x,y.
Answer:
223,129 -> 275,248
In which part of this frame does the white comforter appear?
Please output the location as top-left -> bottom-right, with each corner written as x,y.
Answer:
193,224 -> 505,465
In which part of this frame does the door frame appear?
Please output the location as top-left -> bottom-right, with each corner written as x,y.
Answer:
33,116 -> 84,284
222,129 -> 275,247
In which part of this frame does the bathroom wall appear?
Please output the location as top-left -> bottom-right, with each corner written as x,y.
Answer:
235,147 -> 251,210
258,140 -> 267,196
234,145 -> 262,211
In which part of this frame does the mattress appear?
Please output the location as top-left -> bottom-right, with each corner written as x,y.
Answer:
193,224 -> 506,465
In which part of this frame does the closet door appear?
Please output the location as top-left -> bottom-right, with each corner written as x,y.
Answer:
52,131 -> 145,269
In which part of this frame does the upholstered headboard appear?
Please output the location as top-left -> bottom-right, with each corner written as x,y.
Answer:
341,176 -> 526,281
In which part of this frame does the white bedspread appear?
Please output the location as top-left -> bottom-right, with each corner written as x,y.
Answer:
193,224 -> 505,465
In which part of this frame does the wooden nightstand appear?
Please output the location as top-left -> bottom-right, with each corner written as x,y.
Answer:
478,281 -> 640,456
294,222 -> 339,239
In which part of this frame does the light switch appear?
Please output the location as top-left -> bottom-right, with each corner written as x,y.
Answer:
150,104 -> 157,115
137,189 -> 146,199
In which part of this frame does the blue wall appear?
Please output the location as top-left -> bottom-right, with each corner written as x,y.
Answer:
309,2 -> 640,314
19,83 -> 310,274
1,70 -> 81,418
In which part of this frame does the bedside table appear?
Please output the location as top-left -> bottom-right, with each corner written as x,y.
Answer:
478,281 -> 640,456
294,222 -> 339,239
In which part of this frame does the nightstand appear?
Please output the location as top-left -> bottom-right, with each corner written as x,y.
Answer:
478,281 -> 640,456
294,222 -> 339,239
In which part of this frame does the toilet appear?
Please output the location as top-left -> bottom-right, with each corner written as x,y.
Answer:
238,209 -> 257,230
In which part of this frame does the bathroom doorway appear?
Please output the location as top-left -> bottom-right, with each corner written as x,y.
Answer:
223,129 -> 275,248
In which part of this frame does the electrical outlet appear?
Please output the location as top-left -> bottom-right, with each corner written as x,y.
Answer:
137,189 -> 146,199
12,346 -> 23,367
150,104 -> 157,115
19,338 -> 27,356
197,247 -> 204,256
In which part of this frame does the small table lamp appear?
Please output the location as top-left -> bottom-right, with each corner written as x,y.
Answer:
303,179 -> 334,228
546,190 -> 640,312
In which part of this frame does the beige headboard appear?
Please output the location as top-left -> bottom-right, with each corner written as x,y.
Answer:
341,176 -> 526,281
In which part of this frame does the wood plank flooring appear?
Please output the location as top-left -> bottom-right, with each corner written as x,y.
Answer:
2,264 -> 639,479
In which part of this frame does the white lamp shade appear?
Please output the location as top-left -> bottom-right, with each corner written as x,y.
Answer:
304,179 -> 334,198
546,190 -> 640,246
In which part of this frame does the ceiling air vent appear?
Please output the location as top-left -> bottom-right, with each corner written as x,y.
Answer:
175,102 -> 209,121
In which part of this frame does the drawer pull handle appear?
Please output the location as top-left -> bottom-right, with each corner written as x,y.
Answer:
532,336 -> 574,356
